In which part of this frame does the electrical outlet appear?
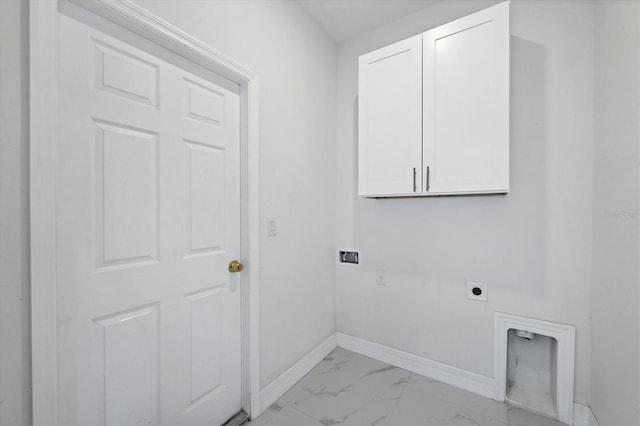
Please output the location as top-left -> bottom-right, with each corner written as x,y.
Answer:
467,281 -> 488,302
376,270 -> 386,286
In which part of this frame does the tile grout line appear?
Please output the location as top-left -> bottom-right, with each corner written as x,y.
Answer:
401,378 -> 511,426
384,371 -> 413,426
280,348 -> 357,425
287,405 -> 325,426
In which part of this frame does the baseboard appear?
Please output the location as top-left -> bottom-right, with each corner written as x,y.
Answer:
573,403 -> 599,426
335,332 -> 495,399
258,334 -> 337,416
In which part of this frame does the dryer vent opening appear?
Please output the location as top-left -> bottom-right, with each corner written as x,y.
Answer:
507,330 -> 558,418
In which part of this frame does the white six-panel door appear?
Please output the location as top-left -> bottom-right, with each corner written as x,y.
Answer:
56,13 -> 241,425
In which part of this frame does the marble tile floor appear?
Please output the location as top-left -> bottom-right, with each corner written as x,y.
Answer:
248,347 -> 565,426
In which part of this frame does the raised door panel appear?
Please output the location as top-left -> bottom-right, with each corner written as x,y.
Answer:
94,120 -> 159,270
94,40 -> 159,107
184,287 -> 224,410
95,306 -> 160,426
184,141 -> 225,257
423,2 -> 510,194
359,34 -> 423,196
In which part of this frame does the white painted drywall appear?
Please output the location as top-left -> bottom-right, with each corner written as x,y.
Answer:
591,1 -> 640,424
130,0 -> 337,388
0,0 -> 31,425
335,0 -> 594,404
2,0 -> 637,421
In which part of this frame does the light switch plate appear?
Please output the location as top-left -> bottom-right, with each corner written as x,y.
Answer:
267,217 -> 277,236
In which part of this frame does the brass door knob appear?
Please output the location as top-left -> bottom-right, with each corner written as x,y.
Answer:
228,260 -> 244,273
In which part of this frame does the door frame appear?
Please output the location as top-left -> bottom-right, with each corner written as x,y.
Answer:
30,0 -> 261,423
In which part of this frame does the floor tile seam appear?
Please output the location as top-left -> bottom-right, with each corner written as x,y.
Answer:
292,398 -> 364,426
403,380 -> 489,408
400,381 -> 512,426
385,372 -> 415,426
289,388 -> 402,426
313,353 -> 370,379
282,382 -> 344,423
306,360 -> 397,391
302,368 -> 412,404
286,404 -> 325,426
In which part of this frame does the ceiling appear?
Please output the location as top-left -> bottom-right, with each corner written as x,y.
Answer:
296,0 -> 440,43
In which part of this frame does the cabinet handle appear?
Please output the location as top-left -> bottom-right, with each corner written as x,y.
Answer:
426,166 -> 430,191
412,168 -> 417,192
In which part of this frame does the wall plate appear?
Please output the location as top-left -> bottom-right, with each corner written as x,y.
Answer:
267,217 -> 277,236
467,281 -> 488,302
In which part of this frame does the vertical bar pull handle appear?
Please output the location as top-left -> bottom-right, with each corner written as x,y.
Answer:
426,166 -> 430,191
412,168 -> 417,192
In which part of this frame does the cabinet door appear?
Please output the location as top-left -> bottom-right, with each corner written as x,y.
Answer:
423,2 -> 509,194
359,35 -> 422,196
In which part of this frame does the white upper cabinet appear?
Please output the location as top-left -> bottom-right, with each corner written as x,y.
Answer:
359,2 -> 510,197
423,2 -> 510,194
358,35 -> 423,197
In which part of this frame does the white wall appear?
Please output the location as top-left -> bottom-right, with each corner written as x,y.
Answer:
0,0 -> 31,425
335,0 -> 594,404
130,0 -> 337,389
591,1 -> 640,424
2,1 -> 637,423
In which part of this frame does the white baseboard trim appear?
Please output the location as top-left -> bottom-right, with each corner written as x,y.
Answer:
335,332 -> 495,399
573,403 -> 599,426
258,334 -> 337,416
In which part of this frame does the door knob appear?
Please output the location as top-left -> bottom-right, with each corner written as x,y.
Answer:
228,260 -> 244,273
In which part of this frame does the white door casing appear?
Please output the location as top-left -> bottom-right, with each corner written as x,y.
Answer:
30,0 -> 261,424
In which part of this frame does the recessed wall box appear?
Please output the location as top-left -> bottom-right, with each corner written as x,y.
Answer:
339,251 -> 359,264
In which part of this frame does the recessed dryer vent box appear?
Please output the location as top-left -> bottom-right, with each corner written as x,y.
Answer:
494,313 -> 576,425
